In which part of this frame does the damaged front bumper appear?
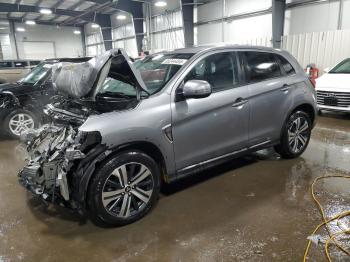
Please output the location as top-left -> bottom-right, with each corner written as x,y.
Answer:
18,124 -> 102,210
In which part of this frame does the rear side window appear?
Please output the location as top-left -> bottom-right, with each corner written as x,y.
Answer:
243,51 -> 282,83
0,62 -> 12,68
276,55 -> 295,76
13,61 -> 28,67
185,52 -> 240,92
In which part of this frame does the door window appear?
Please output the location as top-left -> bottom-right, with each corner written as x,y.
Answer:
276,55 -> 295,76
243,51 -> 282,82
185,52 -> 239,92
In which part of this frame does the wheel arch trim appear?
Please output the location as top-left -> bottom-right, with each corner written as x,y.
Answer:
75,140 -> 170,213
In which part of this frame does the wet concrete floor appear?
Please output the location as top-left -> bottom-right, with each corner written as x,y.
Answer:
0,112 -> 350,262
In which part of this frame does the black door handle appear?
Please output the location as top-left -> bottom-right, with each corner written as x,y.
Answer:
232,97 -> 248,107
281,84 -> 291,92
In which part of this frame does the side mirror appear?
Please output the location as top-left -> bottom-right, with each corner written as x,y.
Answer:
182,80 -> 212,99
323,67 -> 330,73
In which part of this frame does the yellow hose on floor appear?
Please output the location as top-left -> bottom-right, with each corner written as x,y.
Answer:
303,175 -> 350,262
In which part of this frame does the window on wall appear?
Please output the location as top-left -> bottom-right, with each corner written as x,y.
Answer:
0,33 -> 14,59
85,32 -> 105,56
112,23 -> 138,58
150,10 -> 184,52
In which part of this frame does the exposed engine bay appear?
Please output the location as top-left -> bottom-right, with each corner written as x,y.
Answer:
17,49 -> 148,212
19,124 -> 81,203
18,101 -> 110,211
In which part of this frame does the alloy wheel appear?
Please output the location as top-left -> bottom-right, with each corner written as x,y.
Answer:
287,116 -> 309,154
102,162 -> 154,218
9,113 -> 35,136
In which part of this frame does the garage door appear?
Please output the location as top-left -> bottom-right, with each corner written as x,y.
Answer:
23,41 -> 56,60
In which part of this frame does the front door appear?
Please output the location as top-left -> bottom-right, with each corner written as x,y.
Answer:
171,51 -> 250,171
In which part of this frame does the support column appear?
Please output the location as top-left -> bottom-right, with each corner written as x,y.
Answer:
272,0 -> 286,48
9,21 -> 19,59
131,4 -> 144,55
117,0 -> 145,55
338,0 -> 344,30
96,14 -> 112,51
80,25 -> 86,57
181,0 -> 194,47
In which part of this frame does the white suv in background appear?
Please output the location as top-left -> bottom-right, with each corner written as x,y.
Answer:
316,58 -> 350,113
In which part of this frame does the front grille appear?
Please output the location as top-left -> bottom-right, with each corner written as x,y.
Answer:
317,90 -> 350,107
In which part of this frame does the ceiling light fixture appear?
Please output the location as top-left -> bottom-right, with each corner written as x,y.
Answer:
154,1 -> 167,7
40,8 -> 52,14
16,27 -> 25,32
116,14 -> 127,20
25,20 -> 36,25
91,23 -> 99,28
73,30 -> 81,34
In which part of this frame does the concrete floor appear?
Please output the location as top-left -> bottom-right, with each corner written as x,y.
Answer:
0,112 -> 350,262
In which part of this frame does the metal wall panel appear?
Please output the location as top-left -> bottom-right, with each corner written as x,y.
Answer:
150,10 -> 184,53
282,29 -> 350,72
112,23 -> 138,58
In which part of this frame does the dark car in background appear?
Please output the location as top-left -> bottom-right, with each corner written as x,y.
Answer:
0,57 -> 91,138
0,60 -> 42,84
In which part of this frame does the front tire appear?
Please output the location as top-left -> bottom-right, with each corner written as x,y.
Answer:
87,150 -> 160,227
3,109 -> 38,139
274,111 -> 312,159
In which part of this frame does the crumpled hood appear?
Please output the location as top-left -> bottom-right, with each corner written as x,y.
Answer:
0,82 -> 27,94
316,73 -> 350,92
51,48 -> 149,99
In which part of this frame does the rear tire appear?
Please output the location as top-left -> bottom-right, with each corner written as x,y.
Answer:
3,109 -> 39,139
274,111 -> 312,159
87,150 -> 160,227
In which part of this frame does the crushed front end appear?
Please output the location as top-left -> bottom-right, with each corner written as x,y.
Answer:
18,119 -> 108,213
19,125 -> 83,204
17,48 -> 146,214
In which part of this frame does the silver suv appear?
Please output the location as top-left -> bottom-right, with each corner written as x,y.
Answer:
18,46 -> 317,227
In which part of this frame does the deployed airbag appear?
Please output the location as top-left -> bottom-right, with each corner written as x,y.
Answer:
51,49 -> 149,99
51,51 -> 112,98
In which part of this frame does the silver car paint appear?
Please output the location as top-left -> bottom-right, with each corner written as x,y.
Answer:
79,45 -> 317,180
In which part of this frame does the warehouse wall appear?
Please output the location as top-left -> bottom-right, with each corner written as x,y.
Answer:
112,23 -> 138,58
14,23 -> 84,59
282,29 -> 350,72
282,0 -> 350,72
284,1 -> 339,35
195,0 -> 350,45
150,9 -> 184,52
342,0 -> 350,29
195,0 -> 272,45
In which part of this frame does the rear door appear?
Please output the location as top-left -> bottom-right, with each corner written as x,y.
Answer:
171,51 -> 250,170
239,51 -> 296,146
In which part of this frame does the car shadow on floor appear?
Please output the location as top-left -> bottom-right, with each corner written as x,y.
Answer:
25,148 -> 282,229
0,133 -> 13,141
161,148 -> 281,196
319,111 -> 350,120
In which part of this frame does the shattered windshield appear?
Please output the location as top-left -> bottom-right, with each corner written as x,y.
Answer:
330,59 -> 350,74
19,63 -> 52,85
98,53 -> 194,97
